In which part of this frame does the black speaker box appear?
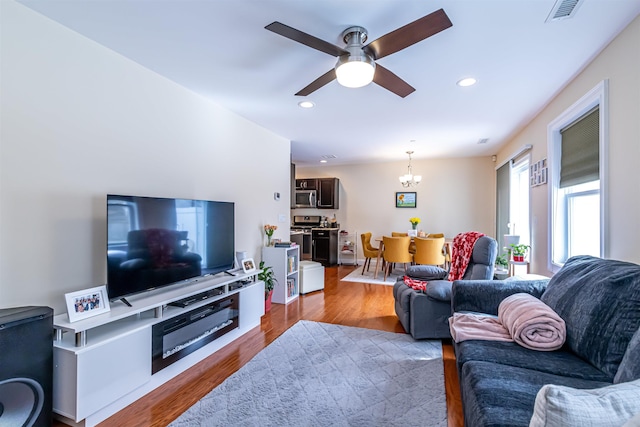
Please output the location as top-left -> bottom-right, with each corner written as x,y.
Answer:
0,306 -> 53,427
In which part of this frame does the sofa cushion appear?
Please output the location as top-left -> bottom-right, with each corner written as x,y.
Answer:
406,264 -> 448,280
394,277 -> 453,303
462,236 -> 497,280
452,279 -> 549,316
540,255 -> 640,378
530,378 -> 640,427
455,340 -> 612,382
425,280 -> 452,302
460,360 -> 610,427
614,326 -> 640,383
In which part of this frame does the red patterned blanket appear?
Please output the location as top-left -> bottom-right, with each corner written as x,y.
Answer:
447,231 -> 485,281
403,276 -> 428,292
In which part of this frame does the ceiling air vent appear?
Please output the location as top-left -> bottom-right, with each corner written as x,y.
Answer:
546,0 -> 583,23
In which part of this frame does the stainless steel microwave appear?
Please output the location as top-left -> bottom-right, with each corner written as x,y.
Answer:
295,189 -> 317,208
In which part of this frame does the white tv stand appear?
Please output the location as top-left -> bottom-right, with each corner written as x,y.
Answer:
52,272 -> 264,427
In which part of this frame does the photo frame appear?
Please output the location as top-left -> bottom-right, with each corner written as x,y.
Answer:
65,285 -> 110,323
242,258 -> 256,274
396,192 -> 417,208
530,158 -> 548,187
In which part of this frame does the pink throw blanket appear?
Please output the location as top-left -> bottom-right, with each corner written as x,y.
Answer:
449,293 -> 566,351
447,231 -> 485,281
498,293 -> 566,351
449,312 -> 512,343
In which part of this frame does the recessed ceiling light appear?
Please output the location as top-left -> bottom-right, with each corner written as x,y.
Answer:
320,159 -> 327,163
457,77 -> 477,87
298,100 -> 315,109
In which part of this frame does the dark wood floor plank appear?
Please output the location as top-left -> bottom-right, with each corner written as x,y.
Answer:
52,265 -> 463,427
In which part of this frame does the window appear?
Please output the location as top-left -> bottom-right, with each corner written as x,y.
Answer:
510,156 -> 530,247
566,181 -> 600,257
548,81 -> 608,271
496,147 -> 531,259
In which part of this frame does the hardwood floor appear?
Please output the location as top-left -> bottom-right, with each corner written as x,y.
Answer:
73,265 -> 463,426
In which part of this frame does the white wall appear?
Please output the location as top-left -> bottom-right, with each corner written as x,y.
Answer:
496,15 -> 640,274
296,156 -> 496,256
0,1 -> 291,313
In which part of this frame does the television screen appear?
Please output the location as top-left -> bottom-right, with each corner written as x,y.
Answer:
106,194 -> 235,302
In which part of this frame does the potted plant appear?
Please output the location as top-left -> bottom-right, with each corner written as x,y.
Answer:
495,254 -> 508,271
409,217 -> 421,230
510,244 -> 530,262
264,224 -> 277,247
258,261 -> 278,312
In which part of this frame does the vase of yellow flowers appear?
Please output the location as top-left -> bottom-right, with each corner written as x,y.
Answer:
264,224 -> 277,247
409,217 -> 421,230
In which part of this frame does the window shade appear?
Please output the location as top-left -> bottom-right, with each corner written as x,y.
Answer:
560,107 -> 599,188
496,162 -> 510,254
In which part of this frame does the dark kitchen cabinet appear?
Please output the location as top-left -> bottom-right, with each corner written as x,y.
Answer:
317,178 -> 339,209
295,178 -> 317,190
312,228 -> 338,266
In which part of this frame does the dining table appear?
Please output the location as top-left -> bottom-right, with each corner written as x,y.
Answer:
373,236 -> 453,280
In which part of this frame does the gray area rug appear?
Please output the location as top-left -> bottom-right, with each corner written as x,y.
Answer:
170,320 -> 446,427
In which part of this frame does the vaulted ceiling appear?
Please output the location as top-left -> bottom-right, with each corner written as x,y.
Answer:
18,0 -> 640,166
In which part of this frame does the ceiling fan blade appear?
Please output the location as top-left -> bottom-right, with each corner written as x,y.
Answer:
295,69 -> 336,96
265,22 -> 347,57
372,64 -> 415,98
364,9 -> 452,60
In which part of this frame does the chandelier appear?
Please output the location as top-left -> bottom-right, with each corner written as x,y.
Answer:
399,151 -> 422,187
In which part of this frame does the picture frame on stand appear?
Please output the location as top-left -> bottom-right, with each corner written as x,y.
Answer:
65,285 -> 111,323
242,258 -> 256,274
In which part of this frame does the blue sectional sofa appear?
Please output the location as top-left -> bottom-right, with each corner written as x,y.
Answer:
451,255 -> 640,426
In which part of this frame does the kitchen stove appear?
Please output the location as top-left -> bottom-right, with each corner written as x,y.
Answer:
291,215 -> 322,231
291,216 -> 321,260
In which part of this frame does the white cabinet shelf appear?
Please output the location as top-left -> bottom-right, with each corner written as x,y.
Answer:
262,245 -> 299,304
52,272 -> 263,426
338,231 -> 358,266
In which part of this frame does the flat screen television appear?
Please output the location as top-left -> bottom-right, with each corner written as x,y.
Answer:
106,194 -> 235,302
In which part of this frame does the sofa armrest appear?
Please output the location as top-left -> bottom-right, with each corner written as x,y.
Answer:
451,279 -> 549,315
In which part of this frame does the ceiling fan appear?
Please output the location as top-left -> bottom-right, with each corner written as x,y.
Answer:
265,8 -> 452,98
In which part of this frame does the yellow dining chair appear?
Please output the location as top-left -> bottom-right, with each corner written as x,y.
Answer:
382,236 -> 413,280
392,231 -> 416,254
427,233 -> 451,268
413,236 -> 446,266
360,232 -> 381,274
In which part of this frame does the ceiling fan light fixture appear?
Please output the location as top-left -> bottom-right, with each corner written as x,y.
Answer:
335,54 -> 376,88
